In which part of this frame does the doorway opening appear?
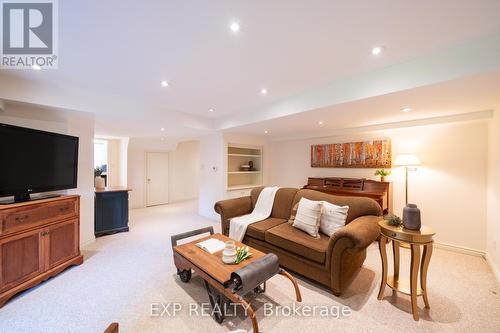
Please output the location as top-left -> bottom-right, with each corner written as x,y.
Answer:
94,139 -> 108,186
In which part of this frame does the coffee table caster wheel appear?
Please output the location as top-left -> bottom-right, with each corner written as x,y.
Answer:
254,282 -> 266,294
177,269 -> 191,282
204,281 -> 226,323
212,296 -> 225,324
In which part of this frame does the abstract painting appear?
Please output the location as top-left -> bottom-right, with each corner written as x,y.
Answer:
311,140 -> 391,168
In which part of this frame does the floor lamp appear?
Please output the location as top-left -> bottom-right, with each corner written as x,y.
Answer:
394,154 -> 421,205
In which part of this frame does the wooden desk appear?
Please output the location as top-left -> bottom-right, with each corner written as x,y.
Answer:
377,220 -> 435,320
304,177 -> 392,214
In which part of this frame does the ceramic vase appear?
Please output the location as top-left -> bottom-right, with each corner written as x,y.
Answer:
94,176 -> 105,189
222,241 -> 237,264
403,204 -> 421,230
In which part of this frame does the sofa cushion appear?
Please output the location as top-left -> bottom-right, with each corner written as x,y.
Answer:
246,218 -> 287,241
292,189 -> 382,224
265,223 -> 330,264
251,187 -> 299,220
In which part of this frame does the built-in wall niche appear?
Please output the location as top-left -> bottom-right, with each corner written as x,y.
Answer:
227,144 -> 263,190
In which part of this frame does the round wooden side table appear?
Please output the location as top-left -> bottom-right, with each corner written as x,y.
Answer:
377,220 -> 436,321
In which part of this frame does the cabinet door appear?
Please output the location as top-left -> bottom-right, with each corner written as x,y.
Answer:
95,192 -> 128,234
0,230 -> 43,292
46,219 -> 78,270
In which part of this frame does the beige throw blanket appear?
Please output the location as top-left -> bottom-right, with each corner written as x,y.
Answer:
229,186 -> 280,242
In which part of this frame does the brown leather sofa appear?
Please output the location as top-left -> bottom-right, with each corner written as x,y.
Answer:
214,187 -> 382,295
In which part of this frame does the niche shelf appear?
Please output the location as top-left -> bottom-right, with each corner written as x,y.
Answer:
227,144 -> 263,190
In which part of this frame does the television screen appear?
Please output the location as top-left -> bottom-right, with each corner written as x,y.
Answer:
0,123 -> 79,199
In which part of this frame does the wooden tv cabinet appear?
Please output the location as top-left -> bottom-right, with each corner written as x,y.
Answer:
0,195 -> 83,307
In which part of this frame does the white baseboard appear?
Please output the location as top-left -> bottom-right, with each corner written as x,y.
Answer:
169,198 -> 199,204
80,237 -> 96,248
485,253 -> 500,285
434,241 -> 485,257
434,241 -> 499,285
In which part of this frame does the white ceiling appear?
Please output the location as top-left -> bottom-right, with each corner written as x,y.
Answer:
2,0 -> 500,138
224,70 -> 500,139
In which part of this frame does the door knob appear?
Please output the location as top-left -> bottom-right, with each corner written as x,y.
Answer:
147,178 -> 151,182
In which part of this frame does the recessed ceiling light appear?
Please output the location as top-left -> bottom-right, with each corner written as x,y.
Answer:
161,80 -> 169,87
371,46 -> 383,55
318,121 -> 324,125
32,64 -> 41,70
229,21 -> 240,32
209,108 -> 214,113
160,127 -> 165,131
261,88 -> 268,95
401,107 -> 413,112
264,130 -> 269,134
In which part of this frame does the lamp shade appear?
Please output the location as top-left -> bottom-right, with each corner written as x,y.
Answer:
394,154 -> 421,166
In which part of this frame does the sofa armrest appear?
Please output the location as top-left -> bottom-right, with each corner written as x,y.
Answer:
327,215 -> 381,268
214,196 -> 253,235
331,215 -> 381,250
326,215 -> 381,294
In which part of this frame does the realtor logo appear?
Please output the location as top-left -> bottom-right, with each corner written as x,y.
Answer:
1,0 -> 58,69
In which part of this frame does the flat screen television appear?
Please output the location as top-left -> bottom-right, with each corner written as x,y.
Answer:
0,123 -> 79,203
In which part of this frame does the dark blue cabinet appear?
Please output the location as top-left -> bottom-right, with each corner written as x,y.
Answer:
94,189 -> 130,237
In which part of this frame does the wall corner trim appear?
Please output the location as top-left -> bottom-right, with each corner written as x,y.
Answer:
80,237 -> 96,249
485,252 -> 500,285
434,241 -> 485,257
428,242 -> 499,284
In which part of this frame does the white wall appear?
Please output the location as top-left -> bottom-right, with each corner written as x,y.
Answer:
102,137 -> 128,187
106,139 -> 121,186
0,102 -> 95,246
268,121 -> 488,252
198,133 -> 225,219
127,138 -> 199,209
487,110 -> 500,280
169,141 -> 200,202
119,138 -> 129,187
127,145 -> 146,209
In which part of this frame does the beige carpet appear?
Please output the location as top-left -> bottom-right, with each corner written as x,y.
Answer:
0,201 -> 498,333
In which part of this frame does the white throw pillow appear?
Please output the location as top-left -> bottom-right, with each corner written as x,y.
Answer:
292,198 -> 322,238
320,201 -> 349,236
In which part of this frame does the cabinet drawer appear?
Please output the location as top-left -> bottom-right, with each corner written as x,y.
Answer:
0,199 -> 78,236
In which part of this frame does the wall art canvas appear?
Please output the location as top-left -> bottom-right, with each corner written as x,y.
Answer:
311,140 -> 391,168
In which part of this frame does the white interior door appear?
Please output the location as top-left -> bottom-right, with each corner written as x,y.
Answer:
146,152 -> 169,206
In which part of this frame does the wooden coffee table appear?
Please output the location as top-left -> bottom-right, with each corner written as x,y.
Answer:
172,227 -> 302,333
